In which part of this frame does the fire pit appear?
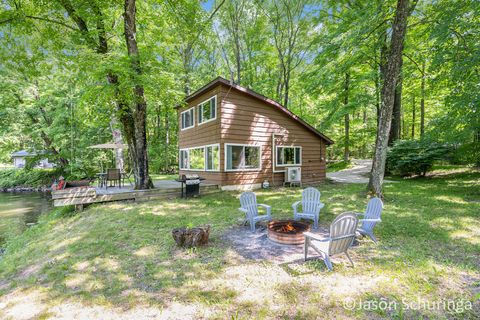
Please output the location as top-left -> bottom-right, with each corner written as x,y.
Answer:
267,220 -> 310,245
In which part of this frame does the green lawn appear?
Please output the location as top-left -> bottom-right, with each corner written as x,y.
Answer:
150,173 -> 178,181
0,169 -> 478,319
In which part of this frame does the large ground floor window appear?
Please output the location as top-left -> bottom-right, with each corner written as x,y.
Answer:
205,145 -> 220,171
190,147 -> 205,170
179,144 -> 220,171
180,149 -> 189,169
225,144 -> 261,171
276,146 -> 301,166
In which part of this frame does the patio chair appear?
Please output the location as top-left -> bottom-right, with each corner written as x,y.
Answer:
106,168 -> 121,188
304,212 -> 359,271
292,187 -> 324,229
238,192 -> 272,232
356,197 -> 383,243
121,169 -> 133,186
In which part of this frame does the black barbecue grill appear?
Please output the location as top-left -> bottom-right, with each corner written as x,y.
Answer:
176,174 -> 205,198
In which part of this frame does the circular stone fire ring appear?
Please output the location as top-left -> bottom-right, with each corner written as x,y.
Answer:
267,220 -> 311,245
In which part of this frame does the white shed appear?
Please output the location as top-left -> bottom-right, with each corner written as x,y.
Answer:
11,150 -> 55,169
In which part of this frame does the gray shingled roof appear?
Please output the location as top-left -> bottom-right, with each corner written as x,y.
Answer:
11,150 -> 48,157
11,150 -> 34,157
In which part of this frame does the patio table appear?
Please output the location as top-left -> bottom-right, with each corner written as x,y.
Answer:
96,173 -> 107,188
97,171 -> 132,188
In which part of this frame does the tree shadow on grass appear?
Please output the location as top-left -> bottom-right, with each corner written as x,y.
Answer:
0,192 -> 246,315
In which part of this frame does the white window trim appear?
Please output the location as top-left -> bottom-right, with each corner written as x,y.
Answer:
205,143 -> 220,172
179,149 -> 190,170
179,144 -> 220,172
180,107 -> 195,131
198,95 -> 217,126
224,143 -> 262,172
275,145 -> 302,167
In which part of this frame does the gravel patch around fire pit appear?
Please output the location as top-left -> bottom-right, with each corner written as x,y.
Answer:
222,221 -> 329,264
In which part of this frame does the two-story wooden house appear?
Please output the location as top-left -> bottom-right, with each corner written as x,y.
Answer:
176,77 -> 333,190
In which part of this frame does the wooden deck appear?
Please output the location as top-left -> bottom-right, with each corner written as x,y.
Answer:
52,180 -> 220,207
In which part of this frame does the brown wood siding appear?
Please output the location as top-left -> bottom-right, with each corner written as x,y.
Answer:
178,86 -> 223,184
219,84 -> 326,186
177,83 -> 328,187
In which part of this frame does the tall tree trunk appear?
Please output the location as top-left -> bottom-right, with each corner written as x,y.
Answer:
475,129 -> 480,167
58,0 -> 148,183
182,45 -> 193,95
389,59 -> 403,145
377,33 -> 388,129
344,73 -> 350,162
124,0 -> 153,189
110,117 -> 125,172
375,67 -> 381,128
368,0 -> 415,197
227,0 -> 244,84
411,95 -> 416,138
235,41 -> 241,84
276,68 -> 284,103
420,59 -> 426,138
232,12 -> 242,84
284,74 -> 290,108
344,114 -> 350,161
164,110 -> 170,172
155,103 -> 162,140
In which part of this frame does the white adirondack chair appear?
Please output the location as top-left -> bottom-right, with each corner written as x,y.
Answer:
238,192 -> 272,232
356,197 -> 383,243
304,212 -> 359,271
292,187 -> 324,229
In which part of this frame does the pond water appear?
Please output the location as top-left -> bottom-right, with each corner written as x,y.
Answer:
0,192 -> 52,244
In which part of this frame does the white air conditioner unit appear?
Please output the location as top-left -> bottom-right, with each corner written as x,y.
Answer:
285,167 -> 301,183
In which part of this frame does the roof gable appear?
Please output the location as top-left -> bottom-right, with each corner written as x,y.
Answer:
11,150 -> 49,157
180,77 -> 334,145
11,150 -> 33,157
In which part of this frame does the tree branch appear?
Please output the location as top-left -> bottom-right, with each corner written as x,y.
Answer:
361,18 -> 389,41
58,0 -> 89,33
0,18 -> 14,25
403,52 -> 425,75
25,15 -> 79,31
189,0 -> 226,47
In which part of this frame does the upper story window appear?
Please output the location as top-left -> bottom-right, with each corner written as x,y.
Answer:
198,96 -> 216,124
276,146 -> 301,166
225,144 -> 261,171
181,107 -> 195,130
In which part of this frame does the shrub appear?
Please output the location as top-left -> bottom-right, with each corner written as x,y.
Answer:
0,169 -> 60,188
450,142 -> 480,167
386,140 -> 452,176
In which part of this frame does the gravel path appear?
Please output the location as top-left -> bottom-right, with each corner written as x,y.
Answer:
326,159 -> 373,184
326,159 -> 396,184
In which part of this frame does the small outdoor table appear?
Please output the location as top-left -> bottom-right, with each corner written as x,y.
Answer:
96,173 -> 107,188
